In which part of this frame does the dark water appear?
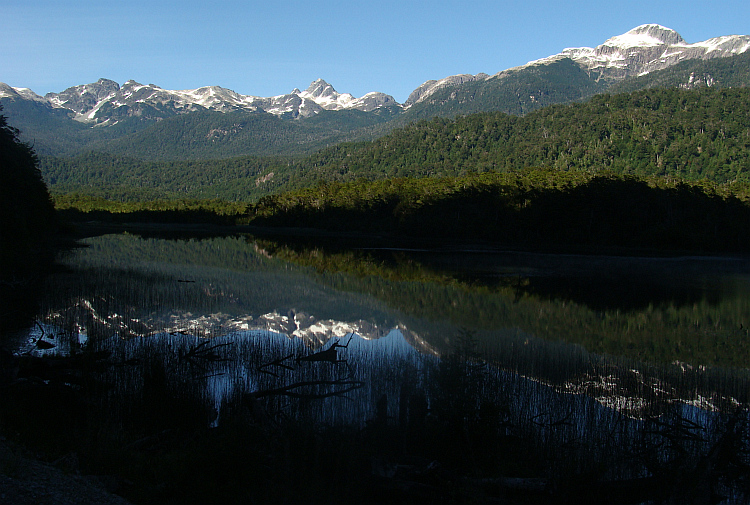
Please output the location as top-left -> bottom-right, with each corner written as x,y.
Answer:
9,231 -> 750,502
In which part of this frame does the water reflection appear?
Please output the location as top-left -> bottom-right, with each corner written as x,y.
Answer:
18,232 -> 750,406
6,231 -> 750,503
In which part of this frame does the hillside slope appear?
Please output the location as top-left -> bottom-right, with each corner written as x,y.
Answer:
43,87 -> 750,202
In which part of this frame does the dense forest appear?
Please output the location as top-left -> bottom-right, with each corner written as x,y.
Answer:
44,86 -> 750,204
55,168 -> 750,254
249,169 -> 750,253
277,87 -> 750,187
43,153 -> 287,201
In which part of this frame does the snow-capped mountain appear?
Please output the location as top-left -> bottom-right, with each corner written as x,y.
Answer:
405,24 -> 750,107
0,77 -> 399,125
525,24 -> 750,79
2,24 -> 748,129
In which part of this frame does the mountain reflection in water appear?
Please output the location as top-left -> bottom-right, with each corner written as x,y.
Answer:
9,232 -> 750,503
22,232 -> 750,405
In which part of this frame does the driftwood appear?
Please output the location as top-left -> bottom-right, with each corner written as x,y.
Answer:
241,379 -> 365,426
295,334 -> 352,365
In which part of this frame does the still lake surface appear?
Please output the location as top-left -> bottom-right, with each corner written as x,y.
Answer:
13,230 -> 750,498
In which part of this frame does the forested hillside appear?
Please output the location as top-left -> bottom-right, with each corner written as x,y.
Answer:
245,86 -> 750,197
276,87 -> 750,185
0,98 -> 402,160
398,58 -> 607,121
95,106 -> 401,160
45,86 -> 750,202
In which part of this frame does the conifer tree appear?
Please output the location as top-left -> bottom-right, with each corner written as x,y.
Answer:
0,104 -> 56,281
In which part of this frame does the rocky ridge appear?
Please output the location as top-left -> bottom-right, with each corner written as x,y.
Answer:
525,23 -> 750,80
0,77 -> 398,125
405,24 -> 750,107
2,24 -> 748,123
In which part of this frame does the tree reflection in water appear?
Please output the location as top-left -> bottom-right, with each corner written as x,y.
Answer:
4,232 -> 750,504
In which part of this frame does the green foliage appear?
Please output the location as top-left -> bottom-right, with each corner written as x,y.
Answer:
54,194 -> 252,225
43,151 -> 288,201
401,57 -> 607,121
278,87 -> 750,187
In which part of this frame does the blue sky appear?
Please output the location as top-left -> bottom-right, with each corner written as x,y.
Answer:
2,0 -> 748,103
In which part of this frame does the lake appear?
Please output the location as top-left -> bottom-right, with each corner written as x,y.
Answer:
7,230 -> 750,503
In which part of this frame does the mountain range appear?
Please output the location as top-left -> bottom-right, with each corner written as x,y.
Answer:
1,24 -> 749,161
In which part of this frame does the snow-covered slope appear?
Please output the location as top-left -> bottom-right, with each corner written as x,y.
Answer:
525,24 -> 750,79
0,83 -> 47,102
5,77 -> 399,125
3,24 -> 749,123
405,24 -> 750,107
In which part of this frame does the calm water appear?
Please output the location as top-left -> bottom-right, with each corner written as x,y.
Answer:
10,231 -> 750,499
18,232 -> 750,404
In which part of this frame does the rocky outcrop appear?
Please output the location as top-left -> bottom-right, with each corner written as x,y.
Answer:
404,73 -> 489,107
19,78 -> 398,123
45,78 -> 121,115
525,24 -> 750,81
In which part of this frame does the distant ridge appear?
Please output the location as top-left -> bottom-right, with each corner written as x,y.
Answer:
3,24 -> 748,124
1,24 -> 749,160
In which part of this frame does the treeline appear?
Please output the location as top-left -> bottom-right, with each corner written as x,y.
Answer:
55,194 -> 251,226
59,167 -> 750,253
43,152 -> 288,201
251,169 -> 750,253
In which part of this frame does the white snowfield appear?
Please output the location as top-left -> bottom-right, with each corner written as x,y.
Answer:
523,24 -> 750,74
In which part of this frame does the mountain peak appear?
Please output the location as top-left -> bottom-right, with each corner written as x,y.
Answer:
519,23 -> 747,82
304,78 -> 337,99
603,24 -> 685,48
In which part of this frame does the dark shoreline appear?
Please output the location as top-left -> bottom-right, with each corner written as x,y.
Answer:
65,220 -> 748,260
